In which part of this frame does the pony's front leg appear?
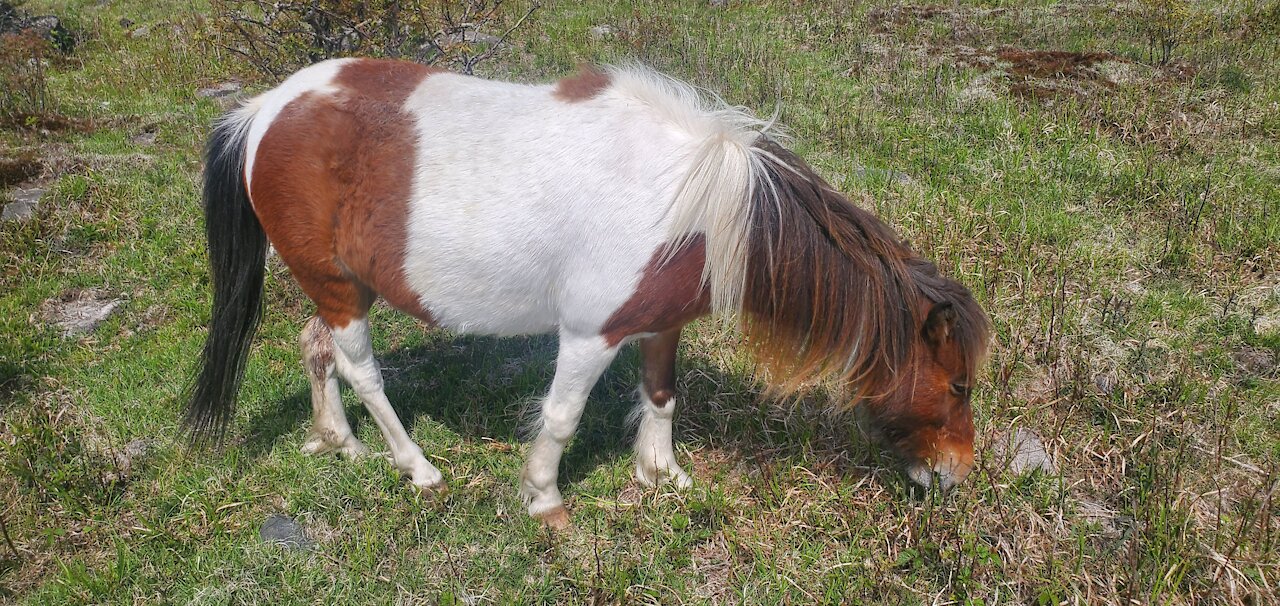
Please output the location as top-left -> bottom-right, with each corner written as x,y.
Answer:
633,328 -> 692,489
299,317 -> 368,458
520,332 -> 619,529
329,317 -> 445,494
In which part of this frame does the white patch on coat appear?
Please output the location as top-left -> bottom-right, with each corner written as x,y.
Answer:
399,65 -> 776,337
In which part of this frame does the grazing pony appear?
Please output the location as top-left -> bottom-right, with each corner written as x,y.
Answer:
186,59 -> 991,528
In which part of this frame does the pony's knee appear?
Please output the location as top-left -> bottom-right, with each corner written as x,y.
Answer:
337,359 -> 384,396
299,317 -> 335,380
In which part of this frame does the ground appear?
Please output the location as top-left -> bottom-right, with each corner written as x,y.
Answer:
1,0 -> 1278,604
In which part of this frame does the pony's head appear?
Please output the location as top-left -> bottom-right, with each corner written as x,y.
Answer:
858,288 -> 989,490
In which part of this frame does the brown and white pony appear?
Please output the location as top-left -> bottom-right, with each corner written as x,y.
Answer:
186,59 -> 990,528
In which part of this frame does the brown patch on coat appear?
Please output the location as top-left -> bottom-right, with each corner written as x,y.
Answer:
639,328 -> 681,407
552,65 -> 611,102
600,237 -> 710,347
249,58 -> 440,327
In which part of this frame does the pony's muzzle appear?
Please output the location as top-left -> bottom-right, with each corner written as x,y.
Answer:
906,449 -> 973,491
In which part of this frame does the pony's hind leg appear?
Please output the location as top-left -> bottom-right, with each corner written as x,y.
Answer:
299,317 -> 368,458
328,316 -> 445,494
632,328 -> 692,489
520,331 -> 619,528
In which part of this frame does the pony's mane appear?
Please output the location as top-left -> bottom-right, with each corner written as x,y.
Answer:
740,140 -> 990,400
609,65 -> 989,401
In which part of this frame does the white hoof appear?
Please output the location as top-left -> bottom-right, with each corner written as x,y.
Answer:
635,461 -> 693,490
301,432 -> 368,458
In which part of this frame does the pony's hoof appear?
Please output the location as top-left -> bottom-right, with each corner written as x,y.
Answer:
412,481 -> 449,501
635,464 -> 693,490
534,506 -> 572,531
302,434 -> 368,458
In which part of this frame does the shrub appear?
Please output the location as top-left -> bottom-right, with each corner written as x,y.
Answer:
209,0 -> 540,78
0,29 -> 52,127
1130,0 -> 1210,65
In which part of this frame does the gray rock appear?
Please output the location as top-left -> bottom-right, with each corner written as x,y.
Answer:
130,25 -> 149,38
441,29 -> 502,46
1233,346 -> 1275,376
710,0 -> 729,7
1,187 -> 45,221
131,130 -> 157,145
588,25 -> 615,39
44,291 -> 122,336
215,93 -> 245,111
993,427 -> 1055,475
197,81 -> 242,99
260,514 -> 313,550
112,438 -> 152,475
1093,373 -> 1116,395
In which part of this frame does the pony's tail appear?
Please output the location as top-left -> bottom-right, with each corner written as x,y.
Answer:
184,106 -> 266,445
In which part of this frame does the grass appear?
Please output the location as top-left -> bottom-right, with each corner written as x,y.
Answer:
2,0 -> 1278,603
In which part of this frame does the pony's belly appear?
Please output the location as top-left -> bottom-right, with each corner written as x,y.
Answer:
418,290 -> 560,336
401,252 -> 563,336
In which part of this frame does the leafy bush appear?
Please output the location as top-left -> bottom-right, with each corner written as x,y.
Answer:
210,0 -> 539,78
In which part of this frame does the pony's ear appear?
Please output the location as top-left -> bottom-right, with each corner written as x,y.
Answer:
923,302 -> 956,346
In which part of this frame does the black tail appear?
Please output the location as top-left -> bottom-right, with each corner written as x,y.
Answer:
184,113 -> 267,445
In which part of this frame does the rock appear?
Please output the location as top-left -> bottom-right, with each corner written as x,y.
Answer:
215,93 -> 245,111
710,0 -> 729,7
260,514 -> 313,550
112,438 -> 152,475
440,29 -> 502,46
41,289 -> 122,336
2,187 -> 45,221
130,25 -> 149,38
131,129 -> 157,145
197,81 -> 242,99
1233,347 -> 1276,377
588,25 -> 615,40
118,18 -> 134,28
1093,373 -> 1116,395
993,428 -> 1055,475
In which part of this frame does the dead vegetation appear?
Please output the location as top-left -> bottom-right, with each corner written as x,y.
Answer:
208,0 -> 540,78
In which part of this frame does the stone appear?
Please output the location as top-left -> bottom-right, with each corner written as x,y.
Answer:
130,25 -> 149,38
112,438 -> 152,476
1,187 -> 45,221
588,25 -> 615,39
441,29 -> 502,46
1233,346 -> 1276,376
260,514 -> 313,550
42,290 -> 122,337
993,427 -> 1055,475
131,130 -> 157,145
197,81 -> 242,99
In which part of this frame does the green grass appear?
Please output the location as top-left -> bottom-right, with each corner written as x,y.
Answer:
3,0 -> 1279,604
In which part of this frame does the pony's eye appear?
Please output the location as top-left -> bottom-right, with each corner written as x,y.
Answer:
949,383 -> 969,397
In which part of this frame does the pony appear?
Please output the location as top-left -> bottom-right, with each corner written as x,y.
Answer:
186,58 -> 991,528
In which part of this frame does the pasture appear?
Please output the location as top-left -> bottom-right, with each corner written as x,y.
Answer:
2,0 -> 1278,603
